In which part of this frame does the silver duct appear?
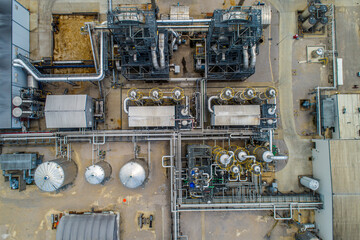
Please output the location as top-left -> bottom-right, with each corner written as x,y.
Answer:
151,45 -> 160,70
13,31 -> 105,82
243,46 -> 249,69
207,96 -> 219,113
159,33 -> 166,69
250,44 -> 256,68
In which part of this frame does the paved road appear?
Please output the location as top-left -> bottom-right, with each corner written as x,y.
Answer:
268,0 -> 313,192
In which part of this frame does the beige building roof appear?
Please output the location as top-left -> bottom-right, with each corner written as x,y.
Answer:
335,94 -> 360,139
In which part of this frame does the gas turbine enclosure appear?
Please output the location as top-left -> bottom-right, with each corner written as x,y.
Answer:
45,95 -> 93,128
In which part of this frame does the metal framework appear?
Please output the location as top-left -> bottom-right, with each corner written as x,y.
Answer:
206,6 -> 263,80
107,7 -> 169,80
0,130 -> 323,239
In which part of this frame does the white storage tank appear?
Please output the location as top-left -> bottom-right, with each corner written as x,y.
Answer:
34,159 -> 77,192
119,159 -> 148,189
85,161 -> 112,185
300,176 -> 319,191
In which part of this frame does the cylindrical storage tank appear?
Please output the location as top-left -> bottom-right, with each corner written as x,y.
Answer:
302,15 -> 317,31
313,17 -> 328,31
85,161 -> 112,185
119,159 -> 148,189
12,107 -> 33,118
34,159 -> 77,192
300,176 -> 319,191
300,5 -> 316,21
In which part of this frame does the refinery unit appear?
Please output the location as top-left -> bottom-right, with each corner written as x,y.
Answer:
0,0 -> 359,239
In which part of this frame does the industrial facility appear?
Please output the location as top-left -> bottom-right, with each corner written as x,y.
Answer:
0,0 -> 359,239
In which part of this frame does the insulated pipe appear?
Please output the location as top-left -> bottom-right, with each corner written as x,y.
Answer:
88,25 -> 99,73
249,44 -> 256,68
207,96 -> 219,113
169,29 -> 179,38
270,155 -> 288,161
151,46 -> 160,70
159,33 -> 166,69
108,0 -> 113,13
123,97 -> 131,114
13,31 -> 106,82
243,46 -> 249,69
156,19 -> 212,24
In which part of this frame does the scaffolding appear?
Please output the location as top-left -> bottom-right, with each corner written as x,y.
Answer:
107,7 -> 169,80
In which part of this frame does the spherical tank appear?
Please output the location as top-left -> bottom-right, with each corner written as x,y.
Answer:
34,159 -> 77,192
85,161 -> 112,185
119,159 -> 148,189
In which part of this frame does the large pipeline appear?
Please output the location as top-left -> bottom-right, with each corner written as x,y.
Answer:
13,31 -> 106,82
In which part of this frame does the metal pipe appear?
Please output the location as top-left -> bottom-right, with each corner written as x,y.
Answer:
168,77 -> 202,81
169,29 -> 179,38
207,95 -> 219,113
156,19 -> 212,24
52,60 -> 84,64
159,33 -> 166,69
250,44 -> 256,68
243,46 -> 249,69
271,155 -> 288,161
108,0 -> 113,13
88,25 -> 99,73
123,97 -> 131,114
157,25 -> 208,30
13,31 -> 105,82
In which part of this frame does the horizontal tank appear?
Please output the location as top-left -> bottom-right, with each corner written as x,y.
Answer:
248,145 -> 274,163
34,159 -> 77,192
300,176 -> 319,191
300,5 -> 316,21
302,15 -> 317,31
85,161 -> 112,185
119,159 -> 148,189
313,17 -> 328,31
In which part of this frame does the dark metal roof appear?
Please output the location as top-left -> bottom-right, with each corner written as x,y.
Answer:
56,213 -> 119,240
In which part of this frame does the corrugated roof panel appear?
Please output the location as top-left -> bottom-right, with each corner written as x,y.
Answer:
212,105 -> 260,126
45,95 -> 88,112
128,106 -> 175,127
56,214 -> 119,240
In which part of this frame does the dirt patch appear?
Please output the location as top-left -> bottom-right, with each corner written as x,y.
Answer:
53,14 -> 97,74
